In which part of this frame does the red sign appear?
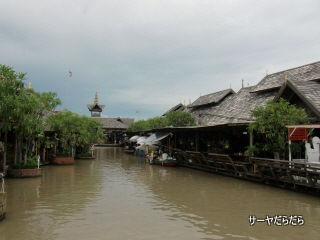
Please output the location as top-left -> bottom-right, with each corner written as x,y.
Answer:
288,128 -> 308,141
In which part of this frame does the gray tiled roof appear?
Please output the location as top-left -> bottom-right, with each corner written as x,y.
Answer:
289,80 -> 320,117
191,86 -> 276,126
188,89 -> 235,108
94,117 -> 134,130
163,103 -> 186,116
252,61 -> 320,92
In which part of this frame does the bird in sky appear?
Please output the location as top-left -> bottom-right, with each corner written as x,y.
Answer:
68,70 -> 72,77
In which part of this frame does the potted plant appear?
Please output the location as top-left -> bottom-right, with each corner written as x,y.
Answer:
47,112 -> 104,164
7,156 -> 41,178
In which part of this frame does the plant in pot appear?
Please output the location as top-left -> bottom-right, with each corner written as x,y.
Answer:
48,112 -> 78,164
8,90 -> 60,176
47,111 -> 104,164
0,65 -> 61,175
8,156 -> 41,178
74,116 -> 104,159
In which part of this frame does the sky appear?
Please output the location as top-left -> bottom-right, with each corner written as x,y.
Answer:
1,0 -> 320,119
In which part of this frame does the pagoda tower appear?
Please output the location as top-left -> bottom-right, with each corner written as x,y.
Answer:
87,91 -> 105,117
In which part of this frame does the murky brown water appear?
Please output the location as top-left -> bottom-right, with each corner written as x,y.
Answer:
0,147 -> 319,240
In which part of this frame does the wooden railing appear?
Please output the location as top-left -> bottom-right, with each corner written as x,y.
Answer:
171,148 -> 320,191
250,157 -> 320,189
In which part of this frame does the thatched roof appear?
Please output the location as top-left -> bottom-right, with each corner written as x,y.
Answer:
162,103 -> 186,116
94,117 -> 134,130
191,86 -> 276,126
188,89 -> 235,108
252,61 -> 320,93
274,79 -> 320,118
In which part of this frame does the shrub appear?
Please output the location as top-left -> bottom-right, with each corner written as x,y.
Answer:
127,111 -> 196,132
12,156 -> 37,169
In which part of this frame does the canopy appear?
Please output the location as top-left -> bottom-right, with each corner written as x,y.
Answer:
286,124 -> 320,129
136,144 -> 159,151
286,124 -> 320,141
137,136 -> 148,145
133,132 -> 172,146
129,135 -> 140,142
144,132 -> 172,146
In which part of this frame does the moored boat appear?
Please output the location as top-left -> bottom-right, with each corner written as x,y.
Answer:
124,149 -> 135,154
149,155 -> 177,166
123,145 -> 135,154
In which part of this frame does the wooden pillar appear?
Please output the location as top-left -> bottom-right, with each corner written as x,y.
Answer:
249,130 -> 253,147
288,139 -> 292,167
3,133 -> 7,176
195,131 -> 199,152
42,148 -> 46,163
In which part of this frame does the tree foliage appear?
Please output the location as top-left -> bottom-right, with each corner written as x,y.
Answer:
127,111 -> 196,132
47,111 -> 105,156
0,65 -> 25,133
248,98 -> 308,158
165,111 -> 196,127
0,65 -> 61,166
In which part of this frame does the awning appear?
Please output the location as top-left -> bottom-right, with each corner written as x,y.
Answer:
129,135 -> 140,142
286,124 -> 320,129
286,124 -> 320,141
137,136 -> 147,144
144,132 -> 172,145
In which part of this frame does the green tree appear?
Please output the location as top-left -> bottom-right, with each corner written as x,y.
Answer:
13,89 -> 61,164
249,98 -> 308,159
0,65 -> 25,171
47,111 -> 104,157
127,120 -> 149,132
165,111 -> 196,127
0,65 -> 61,169
127,111 -> 195,132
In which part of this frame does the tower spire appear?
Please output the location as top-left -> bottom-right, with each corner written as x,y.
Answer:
94,91 -> 99,105
88,91 -> 105,117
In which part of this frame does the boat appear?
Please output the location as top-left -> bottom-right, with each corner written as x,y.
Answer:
124,149 -> 135,154
0,173 -> 6,221
123,145 -> 135,154
149,153 -> 177,166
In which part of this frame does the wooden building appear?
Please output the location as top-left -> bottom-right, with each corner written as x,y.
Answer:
162,103 -> 186,116
87,92 -> 134,144
159,61 -> 320,155
139,61 -> 319,193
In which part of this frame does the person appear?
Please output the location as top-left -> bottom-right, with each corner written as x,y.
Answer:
161,152 -> 168,161
149,151 -> 154,163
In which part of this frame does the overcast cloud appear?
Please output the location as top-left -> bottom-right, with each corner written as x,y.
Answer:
1,0 -> 320,118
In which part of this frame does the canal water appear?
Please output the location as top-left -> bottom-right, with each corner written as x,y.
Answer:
0,147 -> 319,240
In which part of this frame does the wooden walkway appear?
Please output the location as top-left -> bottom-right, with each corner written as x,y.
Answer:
173,149 -> 320,194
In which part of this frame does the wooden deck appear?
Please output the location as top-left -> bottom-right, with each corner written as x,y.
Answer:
173,149 -> 320,194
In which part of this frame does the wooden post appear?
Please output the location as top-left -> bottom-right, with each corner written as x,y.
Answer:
249,130 -> 253,147
304,140 -> 307,163
14,135 -> 18,165
42,148 -> 46,164
288,140 -> 292,168
195,131 -> 199,152
3,133 -> 7,176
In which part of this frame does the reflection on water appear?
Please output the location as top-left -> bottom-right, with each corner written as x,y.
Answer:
0,148 -> 319,240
